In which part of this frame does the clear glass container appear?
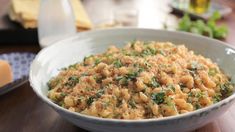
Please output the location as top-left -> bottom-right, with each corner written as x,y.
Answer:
38,0 -> 76,48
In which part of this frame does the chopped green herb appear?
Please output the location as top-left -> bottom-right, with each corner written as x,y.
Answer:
96,89 -> 105,98
133,63 -> 138,67
83,55 -> 94,62
86,89 -> 105,106
115,68 -> 144,86
65,76 -> 79,87
126,68 -> 144,80
208,68 -> 218,76
113,59 -> 123,68
158,50 -> 166,56
60,67 -> 68,71
103,101 -> 110,108
126,51 -> 139,56
83,55 -> 94,66
195,92 -> 204,98
60,92 -> 67,97
187,97 -> 193,103
80,73 -> 88,77
220,82 -> 234,97
167,84 -> 175,92
188,92 -> 193,97
77,97 -> 84,104
94,76 -> 103,83
195,103 -> 201,110
118,76 -> 128,86
104,53 -> 113,58
47,78 -> 61,90
94,59 -> 101,65
144,61 -> 151,68
126,71 -> 139,80
130,39 -> 137,48
87,97 -> 95,106
141,47 -> 156,56
148,77 -> 160,88
83,57 -> 88,62
115,76 -> 124,81
68,63 -> 78,69
213,94 -> 222,103
58,101 -> 65,107
151,92 -> 165,104
188,69 -> 196,77
129,99 -> 137,108
165,97 -> 178,112
47,82 -> 52,90
115,76 -> 128,85
165,97 -> 173,106
116,100 -> 123,107
190,61 -> 200,71
179,83 -> 187,89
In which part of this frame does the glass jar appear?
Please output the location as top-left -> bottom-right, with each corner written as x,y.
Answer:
38,0 -> 76,48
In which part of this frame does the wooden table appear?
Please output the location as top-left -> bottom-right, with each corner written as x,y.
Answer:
0,0 -> 235,132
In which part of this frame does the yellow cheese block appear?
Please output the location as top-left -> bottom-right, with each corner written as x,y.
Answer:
0,60 -> 13,87
8,0 -> 93,30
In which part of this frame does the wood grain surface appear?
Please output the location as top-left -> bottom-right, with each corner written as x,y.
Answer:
0,0 -> 235,132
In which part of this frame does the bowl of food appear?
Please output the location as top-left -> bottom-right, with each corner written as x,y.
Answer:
29,28 -> 235,132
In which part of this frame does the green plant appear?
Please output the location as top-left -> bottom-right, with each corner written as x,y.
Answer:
177,11 -> 228,39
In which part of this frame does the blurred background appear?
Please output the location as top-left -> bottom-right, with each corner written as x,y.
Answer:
0,0 -> 234,48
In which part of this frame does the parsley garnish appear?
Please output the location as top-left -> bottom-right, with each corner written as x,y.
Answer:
129,99 -> 137,108
208,68 -> 218,76
113,59 -> 123,68
220,82 -> 234,98
167,84 -> 175,92
86,89 -> 105,106
213,94 -> 222,103
94,59 -> 101,65
151,92 -> 165,104
148,77 -> 160,88
60,92 -> 67,97
195,103 -> 201,110
87,97 -> 95,106
65,76 -> 79,87
141,47 -> 156,56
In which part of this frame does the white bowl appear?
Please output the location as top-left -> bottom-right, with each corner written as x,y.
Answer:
30,28 -> 235,132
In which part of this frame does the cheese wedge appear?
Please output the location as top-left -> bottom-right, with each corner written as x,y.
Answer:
8,0 -> 93,30
0,60 -> 13,87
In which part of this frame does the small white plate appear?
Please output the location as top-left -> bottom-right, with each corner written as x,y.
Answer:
0,52 -> 35,95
